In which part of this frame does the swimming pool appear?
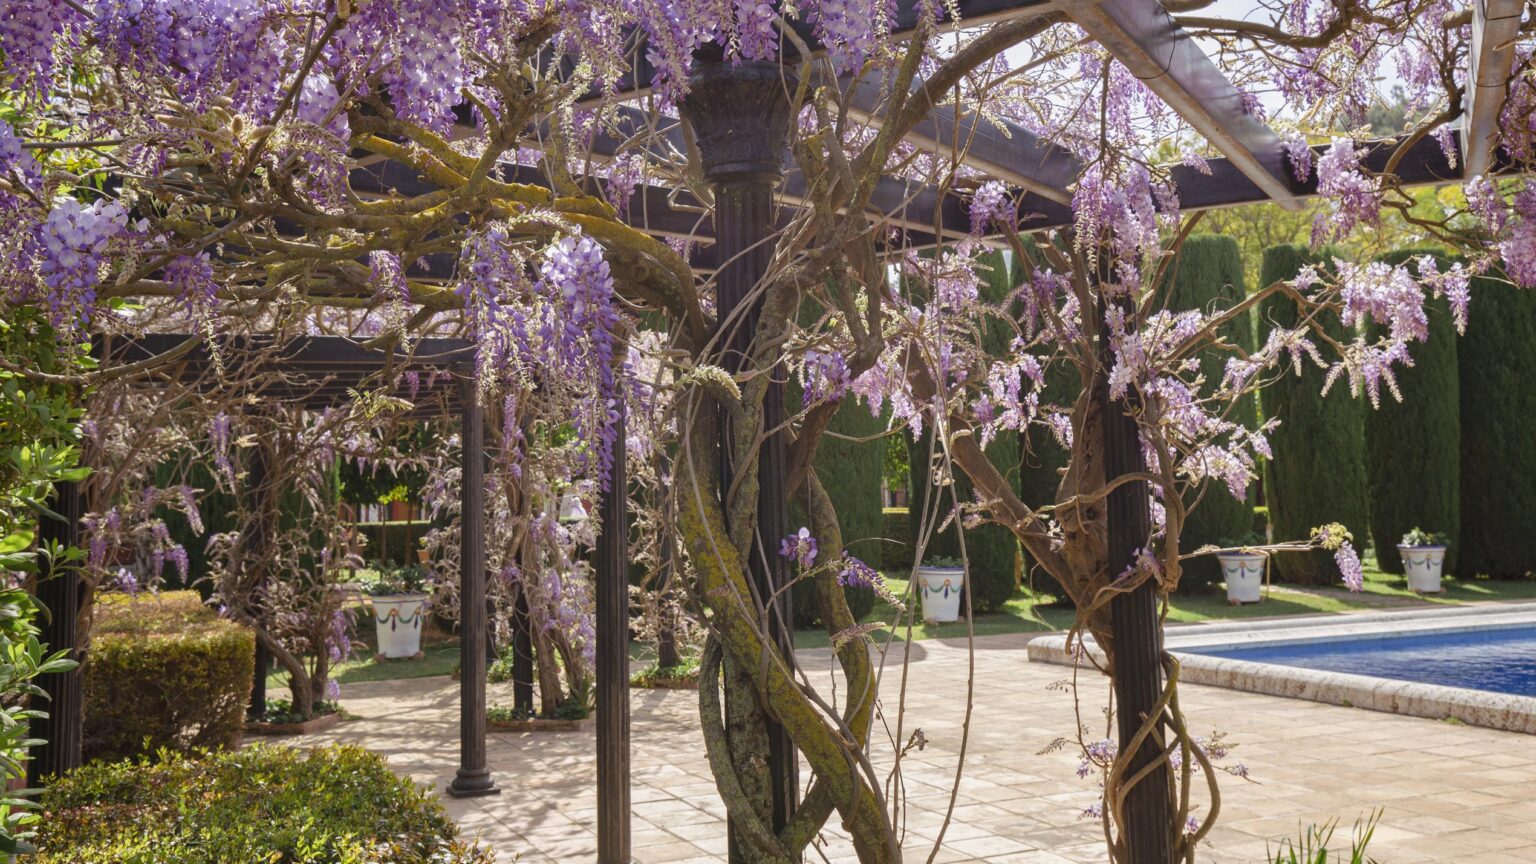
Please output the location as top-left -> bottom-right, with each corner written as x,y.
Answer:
1026,604 -> 1536,734
1182,625 -> 1536,698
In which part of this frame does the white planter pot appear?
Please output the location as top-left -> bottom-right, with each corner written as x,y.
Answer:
1217,552 -> 1266,604
1398,545 -> 1447,593
915,567 -> 964,623
372,594 -> 428,658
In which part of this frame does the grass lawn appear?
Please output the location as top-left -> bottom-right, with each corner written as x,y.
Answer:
790,556 -> 1536,651
273,558 -> 1536,685
266,603 -> 462,690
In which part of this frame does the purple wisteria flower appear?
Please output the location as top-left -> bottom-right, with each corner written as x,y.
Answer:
1312,140 -> 1379,245
968,181 -> 1014,235
837,555 -> 881,590
1335,542 -> 1364,592
802,350 -> 851,406
779,527 -> 818,568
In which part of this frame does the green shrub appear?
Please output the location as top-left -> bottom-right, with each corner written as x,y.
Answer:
83,591 -> 254,764
1256,245 -> 1371,584
904,251 -> 1022,612
1363,250 -> 1460,574
881,507 -> 912,573
1458,267 -> 1536,578
1163,234 -> 1259,589
34,743 -> 492,864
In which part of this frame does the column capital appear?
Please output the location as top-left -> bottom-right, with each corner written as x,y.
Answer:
679,61 -> 797,185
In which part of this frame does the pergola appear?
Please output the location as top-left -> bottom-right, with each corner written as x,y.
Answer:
27,333 -> 545,807
32,2 -> 1527,863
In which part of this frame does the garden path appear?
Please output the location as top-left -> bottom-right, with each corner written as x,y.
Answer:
303,618 -> 1536,864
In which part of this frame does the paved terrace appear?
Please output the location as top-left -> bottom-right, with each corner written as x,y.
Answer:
301,625 -> 1536,864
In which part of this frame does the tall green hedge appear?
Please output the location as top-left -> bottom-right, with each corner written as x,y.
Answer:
1256,244 -> 1370,584
1363,250 -> 1461,573
905,251 -> 1021,612
1458,268 -> 1536,578
789,393 -> 884,626
156,460 -> 237,594
788,288 -> 885,626
1164,235 -> 1259,589
84,591 -> 255,763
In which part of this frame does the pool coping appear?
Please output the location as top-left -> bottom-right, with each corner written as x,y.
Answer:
1026,602 -> 1536,735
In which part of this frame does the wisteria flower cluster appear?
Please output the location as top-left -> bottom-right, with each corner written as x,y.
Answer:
780,527 -> 819,569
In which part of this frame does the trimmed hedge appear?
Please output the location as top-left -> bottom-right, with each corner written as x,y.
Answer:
905,251 -> 1022,612
882,507 -> 913,574
35,743 -> 493,864
789,287 -> 885,626
83,591 -> 254,763
1012,252 -> 1075,601
1458,267 -> 1536,578
1256,245 -> 1370,584
1164,235 -> 1258,589
1363,249 -> 1461,574
789,393 -> 884,626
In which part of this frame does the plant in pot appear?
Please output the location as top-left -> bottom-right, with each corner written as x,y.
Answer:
914,555 -> 964,624
1215,531 -> 1268,605
1398,528 -> 1449,593
362,564 -> 432,659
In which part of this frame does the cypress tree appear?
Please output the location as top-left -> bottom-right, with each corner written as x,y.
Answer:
1163,235 -> 1259,589
1256,244 -> 1370,584
789,392 -> 884,625
789,288 -> 884,626
904,251 -> 1022,612
1363,250 -> 1460,573
1010,251 -> 1075,601
1457,268 -> 1536,578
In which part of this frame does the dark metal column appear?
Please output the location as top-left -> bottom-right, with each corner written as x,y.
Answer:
596,396 -> 631,864
245,437 -> 272,721
449,375 -> 498,798
680,59 -> 799,855
29,479 -> 83,787
1098,288 -> 1172,863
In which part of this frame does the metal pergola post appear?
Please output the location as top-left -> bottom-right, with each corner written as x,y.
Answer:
245,433 -> 273,721
679,58 -> 801,859
1098,282 -> 1171,864
29,479 -> 84,788
449,371 -> 499,799
596,394 -> 632,864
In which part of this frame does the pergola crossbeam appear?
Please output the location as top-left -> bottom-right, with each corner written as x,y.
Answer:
1066,0 -> 1302,211
844,76 -> 1078,205
1464,0 -> 1527,179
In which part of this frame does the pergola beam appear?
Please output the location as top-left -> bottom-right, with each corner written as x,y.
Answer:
1464,0 -> 1527,179
570,0 -> 1060,106
844,76 -> 1078,205
1067,0 -> 1302,211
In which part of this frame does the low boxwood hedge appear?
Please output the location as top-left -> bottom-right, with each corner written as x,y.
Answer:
33,743 -> 493,864
83,591 -> 254,764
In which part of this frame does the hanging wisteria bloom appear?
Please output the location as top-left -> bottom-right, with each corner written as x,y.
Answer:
801,349 -> 851,407
779,527 -> 818,568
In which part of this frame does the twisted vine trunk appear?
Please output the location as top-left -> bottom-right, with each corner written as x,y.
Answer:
678,400 -> 894,863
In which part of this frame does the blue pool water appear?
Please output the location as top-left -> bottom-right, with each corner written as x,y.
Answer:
1184,625 -> 1536,697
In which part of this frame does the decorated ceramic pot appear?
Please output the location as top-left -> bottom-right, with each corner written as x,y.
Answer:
1398,545 -> 1447,593
372,594 -> 428,658
1217,552 -> 1267,604
914,566 -> 964,623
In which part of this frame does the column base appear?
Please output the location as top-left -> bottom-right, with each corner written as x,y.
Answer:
447,769 -> 500,798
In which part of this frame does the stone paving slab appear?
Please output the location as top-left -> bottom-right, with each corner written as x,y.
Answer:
296,628 -> 1536,863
